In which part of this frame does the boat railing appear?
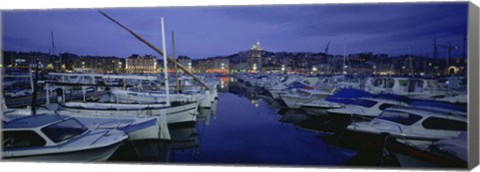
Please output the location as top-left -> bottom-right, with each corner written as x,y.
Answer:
89,130 -> 111,145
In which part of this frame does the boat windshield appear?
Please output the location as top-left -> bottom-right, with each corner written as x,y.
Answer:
376,110 -> 422,125
41,118 -> 87,143
351,99 -> 377,108
3,130 -> 46,148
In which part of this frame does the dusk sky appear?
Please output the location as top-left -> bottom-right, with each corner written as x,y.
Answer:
2,2 -> 468,59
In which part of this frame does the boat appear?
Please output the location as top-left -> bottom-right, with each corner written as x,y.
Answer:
326,95 -> 409,119
3,92 -> 165,141
58,100 -> 198,124
2,114 -> 128,161
386,132 -> 467,168
279,88 -> 332,109
364,77 -> 448,99
265,75 -> 305,99
108,89 -> 198,103
346,106 -> 467,147
300,88 -> 372,116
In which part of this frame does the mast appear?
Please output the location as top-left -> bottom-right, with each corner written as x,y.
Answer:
51,32 -> 57,71
31,61 -> 41,115
432,37 -> 437,77
172,31 -> 180,94
408,48 -> 414,78
343,39 -> 347,74
161,17 -> 171,106
343,39 -> 352,75
99,11 -> 210,90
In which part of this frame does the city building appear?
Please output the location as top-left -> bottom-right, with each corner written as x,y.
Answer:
177,56 -> 193,73
125,54 -> 158,74
3,51 -> 53,70
208,58 -> 229,74
71,56 -> 121,73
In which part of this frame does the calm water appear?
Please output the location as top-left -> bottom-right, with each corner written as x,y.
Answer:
109,79 -> 357,166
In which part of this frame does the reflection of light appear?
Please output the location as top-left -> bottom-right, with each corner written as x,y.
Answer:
251,99 -> 259,108
220,77 -> 229,82
252,63 -> 257,70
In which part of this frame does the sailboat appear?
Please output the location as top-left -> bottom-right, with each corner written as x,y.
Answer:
58,17 -> 199,125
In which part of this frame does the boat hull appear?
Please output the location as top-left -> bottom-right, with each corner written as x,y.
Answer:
389,139 -> 467,168
3,141 -> 123,162
60,101 -> 198,124
301,105 -> 333,116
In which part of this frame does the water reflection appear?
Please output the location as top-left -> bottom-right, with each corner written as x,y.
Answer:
109,77 -> 357,166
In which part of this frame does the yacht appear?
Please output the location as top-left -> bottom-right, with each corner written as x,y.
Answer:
388,132 -> 467,168
2,114 -> 128,161
279,88 -> 332,109
300,88 -> 372,116
326,95 -> 409,119
346,106 -> 467,146
364,77 -> 448,99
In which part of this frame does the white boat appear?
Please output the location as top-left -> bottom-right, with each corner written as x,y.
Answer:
364,77 -> 448,99
299,88 -> 373,116
346,106 -> 467,146
316,75 -> 362,91
59,100 -> 198,124
434,92 -> 467,104
279,88 -> 332,109
109,89 -> 197,103
265,75 -> 303,99
4,107 -> 162,141
2,114 -> 128,161
326,97 -> 408,119
388,132 -> 467,168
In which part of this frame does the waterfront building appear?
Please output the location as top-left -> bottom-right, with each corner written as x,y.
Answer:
230,62 -> 249,73
3,51 -> 52,70
194,58 -> 229,74
125,54 -> 157,74
208,58 -> 229,74
195,59 -> 212,73
71,56 -> 121,73
177,56 -> 193,73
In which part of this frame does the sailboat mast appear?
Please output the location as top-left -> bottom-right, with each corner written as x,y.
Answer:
161,17 -> 171,106
343,39 -> 347,74
99,11 -> 210,90
408,48 -> 414,78
172,31 -> 180,94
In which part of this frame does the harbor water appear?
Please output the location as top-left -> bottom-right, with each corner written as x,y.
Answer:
108,78 -> 357,166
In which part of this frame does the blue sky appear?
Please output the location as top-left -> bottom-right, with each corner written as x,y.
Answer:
2,2 -> 468,59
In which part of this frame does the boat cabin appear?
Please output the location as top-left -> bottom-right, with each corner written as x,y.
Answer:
367,107 -> 466,140
3,114 -> 88,149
